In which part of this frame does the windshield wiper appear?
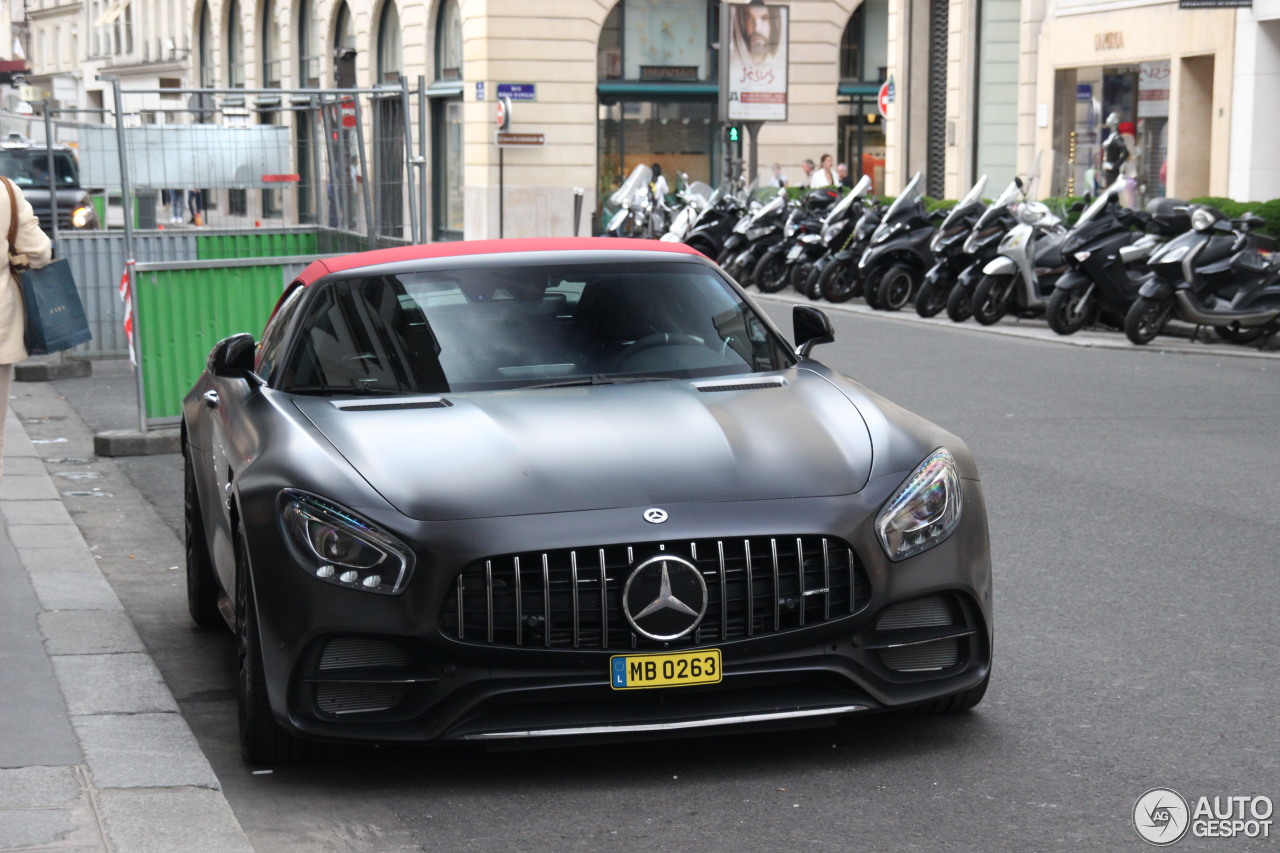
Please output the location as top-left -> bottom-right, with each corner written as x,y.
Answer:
525,374 -> 676,390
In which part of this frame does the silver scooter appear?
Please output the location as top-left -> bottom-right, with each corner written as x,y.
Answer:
971,181 -> 1070,326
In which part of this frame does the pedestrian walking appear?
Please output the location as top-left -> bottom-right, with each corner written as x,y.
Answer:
800,159 -> 816,185
168,189 -> 185,225
0,177 -> 53,481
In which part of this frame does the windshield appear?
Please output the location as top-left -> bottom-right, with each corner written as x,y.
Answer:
824,174 -> 872,224
1074,182 -> 1120,229
885,172 -> 923,220
0,150 -> 81,189
610,164 -> 653,206
281,262 -> 795,394
973,180 -> 1022,230
940,175 -> 988,231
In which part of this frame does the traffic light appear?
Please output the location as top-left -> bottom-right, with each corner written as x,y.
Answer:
722,124 -> 743,181
725,125 -> 741,144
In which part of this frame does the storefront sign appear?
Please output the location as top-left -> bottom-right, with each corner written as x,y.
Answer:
1138,61 -> 1171,118
1076,84 -> 1093,102
639,66 -> 699,81
725,3 -> 789,122
497,83 -> 536,102
1179,0 -> 1250,6
1094,31 -> 1125,50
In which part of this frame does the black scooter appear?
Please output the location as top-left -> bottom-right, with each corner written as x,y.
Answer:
818,203 -> 883,303
1125,205 -> 1280,346
716,191 -> 790,286
1047,187 -> 1188,335
681,182 -> 748,260
754,188 -> 841,294
945,179 -> 1022,323
798,175 -> 874,299
916,175 -> 988,317
857,172 -> 940,311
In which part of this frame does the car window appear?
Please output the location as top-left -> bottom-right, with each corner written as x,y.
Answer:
0,150 -> 81,188
256,284 -> 305,381
279,261 -> 793,394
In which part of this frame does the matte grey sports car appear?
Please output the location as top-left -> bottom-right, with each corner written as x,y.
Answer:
183,237 -> 992,764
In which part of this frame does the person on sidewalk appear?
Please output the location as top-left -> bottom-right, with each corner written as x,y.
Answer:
0,177 -> 53,481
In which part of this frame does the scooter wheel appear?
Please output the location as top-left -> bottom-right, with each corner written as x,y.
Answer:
819,258 -> 860,303
945,280 -> 974,323
1213,323 -> 1266,345
862,269 -> 884,309
915,280 -> 948,318
1124,296 -> 1173,345
972,274 -> 1015,326
1046,287 -> 1098,336
753,251 -> 791,293
876,263 -> 917,312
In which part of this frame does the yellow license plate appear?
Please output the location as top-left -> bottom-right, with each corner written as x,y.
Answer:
609,649 -> 722,690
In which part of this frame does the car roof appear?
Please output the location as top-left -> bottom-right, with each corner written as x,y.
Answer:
294,237 -> 706,286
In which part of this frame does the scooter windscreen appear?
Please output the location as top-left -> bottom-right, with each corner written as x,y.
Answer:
936,175 -> 989,235
1073,182 -> 1121,231
823,174 -> 873,225
884,172 -> 924,222
610,164 -> 653,206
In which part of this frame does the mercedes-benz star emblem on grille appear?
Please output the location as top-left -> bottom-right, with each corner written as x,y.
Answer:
643,508 -> 668,524
622,555 -> 708,641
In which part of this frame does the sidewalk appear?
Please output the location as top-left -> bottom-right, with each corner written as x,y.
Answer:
0,398 -> 252,852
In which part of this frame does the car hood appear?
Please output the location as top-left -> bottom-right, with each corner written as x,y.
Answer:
292,371 -> 872,521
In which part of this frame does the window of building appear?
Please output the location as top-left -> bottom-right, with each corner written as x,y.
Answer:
432,0 -> 464,240
377,2 -> 402,85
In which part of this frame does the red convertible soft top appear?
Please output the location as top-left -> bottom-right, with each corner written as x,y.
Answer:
295,237 -> 705,286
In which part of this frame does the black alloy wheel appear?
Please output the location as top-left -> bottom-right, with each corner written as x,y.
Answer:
876,263 -> 917,312
753,250 -> 791,293
861,268 -> 885,309
1124,296 -> 1173,345
1046,286 -> 1098,336
972,274 -> 1015,326
945,280 -> 974,323
819,257 -> 861,303
914,280 -> 948,318
237,532 -> 299,765
184,449 -> 222,629
791,260 -> 814,295
804,261 -> 827,300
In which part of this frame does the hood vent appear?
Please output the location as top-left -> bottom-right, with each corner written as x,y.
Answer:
335,398 -> 452,412
695,379 -> 787,394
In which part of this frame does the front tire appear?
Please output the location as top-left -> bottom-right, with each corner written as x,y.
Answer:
862,268 -> 884,309
819,257 -> 861,303
1213,323 -> 1265,345
1046,286 -> 1098,336
237,533 -> 299,765
184,450 -> 222,629
972,274 -> 1015,326
945,280 -> 974,322
753,250 -> 790,293
876,263 -> 917,312
915,279 -> 949,318
1124,296 -> 1173,345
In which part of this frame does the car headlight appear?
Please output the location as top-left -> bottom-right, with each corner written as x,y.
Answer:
71,206 -> 95,228
1190,207 -> 1217,232
875,449 -> 962,562
279,490 -> 414,594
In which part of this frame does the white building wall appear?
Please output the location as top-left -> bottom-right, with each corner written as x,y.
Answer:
1229,2 -> 1280,201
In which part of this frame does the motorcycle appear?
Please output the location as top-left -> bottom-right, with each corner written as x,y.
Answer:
801,175 -> 875,300
916,175 -> 988,318
857,172 -> 940,311
605,164 -> 656,238
679,180 -> 749,259
716,190 -> 790,287
660,177 -> 715,244
1124,205 -> 1280,346
753,187 -> 842,295
1046,186 -> 1189,335
971,189 -> 1069,326
946,179 -> 1022,322
817,201 -> 883,303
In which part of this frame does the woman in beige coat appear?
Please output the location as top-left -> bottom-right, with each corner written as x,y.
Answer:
1,178 -> 54,480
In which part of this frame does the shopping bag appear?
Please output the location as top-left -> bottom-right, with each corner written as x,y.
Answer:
20,258 -> 93,355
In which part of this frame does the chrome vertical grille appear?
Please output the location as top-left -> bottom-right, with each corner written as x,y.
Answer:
440,536 -> 870,650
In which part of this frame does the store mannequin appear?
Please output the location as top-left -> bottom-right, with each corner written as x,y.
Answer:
1117,121 -> 1138,206
1101,112 -> 1129,188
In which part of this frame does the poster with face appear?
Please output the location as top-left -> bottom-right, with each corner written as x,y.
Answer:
727,3 -> 788,122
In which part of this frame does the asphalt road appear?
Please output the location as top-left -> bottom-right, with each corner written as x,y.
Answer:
45,303 -> 1280,852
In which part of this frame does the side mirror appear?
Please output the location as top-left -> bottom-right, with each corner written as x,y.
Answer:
207,333 -> 259,379
1014,176 -> 1024,190
793,305 -> 834,358
1069,201 -> 1086,214
929,209 -> 947,222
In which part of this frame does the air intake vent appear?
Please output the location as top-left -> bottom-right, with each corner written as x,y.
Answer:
336,398 -> 452,412
876,596 -> 954,630
318,638 -> 412,671
880,639 -> 959,672
695,380 -> 786,393
315,683 -> 407,715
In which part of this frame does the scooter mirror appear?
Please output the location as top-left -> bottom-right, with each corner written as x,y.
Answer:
1014,176 -> 1024,190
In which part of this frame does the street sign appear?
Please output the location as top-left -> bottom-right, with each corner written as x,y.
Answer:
877,81 -> 890,118
495,132 -> 545,147
496,96 -> 512,130
475,81 -> 485,101
497,83 -> 536,102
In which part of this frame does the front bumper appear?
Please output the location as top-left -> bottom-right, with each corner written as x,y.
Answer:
243,484 -> 992,745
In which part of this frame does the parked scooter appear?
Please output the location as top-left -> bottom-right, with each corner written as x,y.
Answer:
660,177 -> 715,243
971,188 -> 1070,325
857,172 -> 940,311
679,180 -> 749,259
1046,186 -> 1189,335
605,164 -> 655,238
802,175 -> 875,299
1124,205 -> 1280,346
916,175 -> 988,317
754,188 -> 841,294
946,179 -> 1023,322
716,190 -> 790,286
817,201 -> 883,303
